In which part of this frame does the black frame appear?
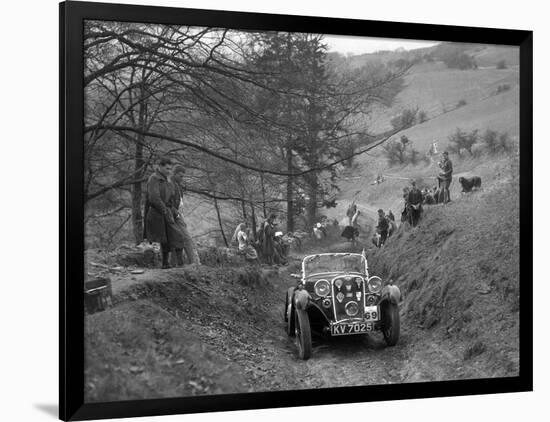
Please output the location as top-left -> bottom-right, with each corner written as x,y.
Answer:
60,1 -> 533,420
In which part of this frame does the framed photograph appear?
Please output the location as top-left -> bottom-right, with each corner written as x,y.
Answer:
60,1 -> 532,420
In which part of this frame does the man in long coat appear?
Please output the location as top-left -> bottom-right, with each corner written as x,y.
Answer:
169,165 -> 201,265
376,209 -> 389,247
144,157 -> 184,269
438,151 -> 453,203
407,181 -> 423,227
260,214 -> 277,265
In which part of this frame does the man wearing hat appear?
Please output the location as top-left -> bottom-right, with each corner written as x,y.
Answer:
144,156 -> 181,268
438,151 -> 453,203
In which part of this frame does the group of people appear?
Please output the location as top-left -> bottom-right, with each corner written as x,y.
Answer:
232,214 -> 289,266
143,157 -> 201,269
144,156 -> 292,269
400,151 -> 454,227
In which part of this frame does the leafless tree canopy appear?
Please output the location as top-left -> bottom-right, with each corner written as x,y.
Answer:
83,21 -> 410,247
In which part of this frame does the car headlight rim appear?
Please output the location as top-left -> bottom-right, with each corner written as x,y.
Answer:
367,276 -> 382,294
345,301 -> 359,316
314,279 -> 330,297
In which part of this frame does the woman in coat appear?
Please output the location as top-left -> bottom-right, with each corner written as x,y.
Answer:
144,157 -> 184,268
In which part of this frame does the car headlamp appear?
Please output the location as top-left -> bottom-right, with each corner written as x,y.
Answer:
345,301 -> 359,316
314,279 -> 330,297
367,276 -> 382,294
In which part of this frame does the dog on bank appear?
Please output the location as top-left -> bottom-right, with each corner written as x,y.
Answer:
458,176 -> 482,193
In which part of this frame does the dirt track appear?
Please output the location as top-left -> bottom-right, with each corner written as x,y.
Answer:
87,191 -> 517,402
246,254 -> 491,392
94,243 -> 490,399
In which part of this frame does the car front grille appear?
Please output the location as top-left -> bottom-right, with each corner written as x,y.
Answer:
332,275 -> 365,322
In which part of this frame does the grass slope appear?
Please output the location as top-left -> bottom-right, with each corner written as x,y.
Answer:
368,172 -> 519,377
85,266 -> 289,401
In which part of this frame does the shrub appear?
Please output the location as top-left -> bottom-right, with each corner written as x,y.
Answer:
448,128 -> 478,156
390,108 -> 418,130
496,59 -> 507,69
417,110 -> 428,123
456,99 -> 467,108
383,135 -> 420,166
440,46 -> 477,70
482,129 -> 513,155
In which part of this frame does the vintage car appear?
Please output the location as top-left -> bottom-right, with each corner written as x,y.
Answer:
284,252 -> 401,360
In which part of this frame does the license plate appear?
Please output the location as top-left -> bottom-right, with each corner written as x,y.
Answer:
331,322 -> 374,336
364,306 -> 379,321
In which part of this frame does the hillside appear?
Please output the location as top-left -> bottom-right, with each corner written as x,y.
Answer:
366,62 -> 519,137
324,41 -> 519,228
368,173 -> 519,376
85,159 -> 520,401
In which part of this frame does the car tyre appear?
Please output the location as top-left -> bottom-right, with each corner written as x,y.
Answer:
295,309 -> 312,360
286,289 -> 296,337
382,302 -> 400,346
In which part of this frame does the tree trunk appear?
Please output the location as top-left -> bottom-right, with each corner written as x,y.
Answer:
260,173 -> 267,219
286,145 -> 294,233
250,202 -> 257,241
241,199 -> 248,222
131,86 -> 147,244
214,197 -> 229,247
131,143 -> 144,244
306,174 -> 318,229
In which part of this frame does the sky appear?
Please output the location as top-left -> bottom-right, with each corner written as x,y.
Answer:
324,35 -> 439,55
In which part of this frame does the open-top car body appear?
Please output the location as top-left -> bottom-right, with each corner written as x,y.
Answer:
284,252 -> 401,360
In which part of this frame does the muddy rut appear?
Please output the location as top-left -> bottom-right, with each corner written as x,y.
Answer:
90,240 -> 493,401
251,260 -> 486,392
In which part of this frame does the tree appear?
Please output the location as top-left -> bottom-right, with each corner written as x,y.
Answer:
439,45 -> 477,70
448,128 -> 478,156
417,110 -> 428,123
83,22 -> 409,247
382,135 -> 419,166
390,108 -> 418,130
482,129 -> 513,154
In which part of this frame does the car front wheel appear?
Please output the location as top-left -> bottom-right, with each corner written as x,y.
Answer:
382,302 -> 400,346
285,289 -> 296,337
295,309 -> 312,360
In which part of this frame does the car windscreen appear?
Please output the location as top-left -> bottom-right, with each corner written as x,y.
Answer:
303,254 -> 365,276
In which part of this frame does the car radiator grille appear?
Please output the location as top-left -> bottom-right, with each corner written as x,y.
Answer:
332,276 -> 364,322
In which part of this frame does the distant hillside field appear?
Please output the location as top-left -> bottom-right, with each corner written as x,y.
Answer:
367,65 -> 519,137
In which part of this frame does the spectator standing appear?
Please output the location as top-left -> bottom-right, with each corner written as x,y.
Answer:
144,157 -> 181,269
438,151 -> 453,203
376,209 -> 389,247
169,165 -> 201,265
407,181 -> 423,227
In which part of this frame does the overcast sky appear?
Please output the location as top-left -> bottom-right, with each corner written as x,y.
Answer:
324,35 -> 439,55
